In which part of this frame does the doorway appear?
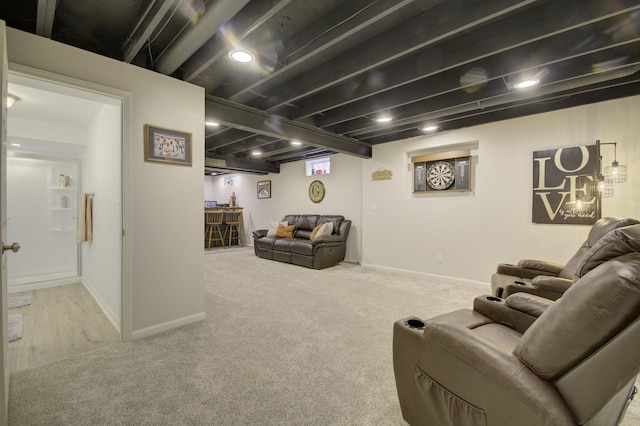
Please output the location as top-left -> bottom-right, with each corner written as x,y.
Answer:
5,72 -> 123,371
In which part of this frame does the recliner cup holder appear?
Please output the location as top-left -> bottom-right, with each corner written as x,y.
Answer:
407,319 -> 425,329
485,296 -> 503,302
514,280 -> 527,286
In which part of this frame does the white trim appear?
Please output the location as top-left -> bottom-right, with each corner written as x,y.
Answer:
8,63 -> 132,342
81,278 -> 120,333
131,312 -> 206,340
360,262 -> 489,290
7,277 -> 78,293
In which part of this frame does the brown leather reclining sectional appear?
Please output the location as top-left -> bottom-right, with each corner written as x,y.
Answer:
491,216 -> 640,300
393,223 -> 640,425
252,214 -> 351,269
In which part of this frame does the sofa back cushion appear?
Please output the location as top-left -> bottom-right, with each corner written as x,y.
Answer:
294,215 -> 320,239
318,215 -> 344,235
514,252 -> 640,381
559,217 -> 640,279
574,224 -> 640,279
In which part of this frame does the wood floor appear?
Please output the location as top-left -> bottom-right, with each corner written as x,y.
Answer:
7,283 -> 120,374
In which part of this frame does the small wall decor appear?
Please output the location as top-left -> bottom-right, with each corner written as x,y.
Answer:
308,180 -> 325,203
144,124 -> 192,166
532,144 -> 599,225
372,168 -> 393,180
224,175 -> 236,186
257,180 -> 271,199
412,150 -> 471,193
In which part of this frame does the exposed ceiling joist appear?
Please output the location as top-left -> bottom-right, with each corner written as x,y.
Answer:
205,155 -> 279,175
36,0 -> 56,38
205,96 -> 372,158
155,0 -> 251,75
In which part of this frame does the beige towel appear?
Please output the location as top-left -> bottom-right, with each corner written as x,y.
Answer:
76,194 -> 94,243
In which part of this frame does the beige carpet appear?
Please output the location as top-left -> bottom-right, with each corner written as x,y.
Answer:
8,247 -> 640,425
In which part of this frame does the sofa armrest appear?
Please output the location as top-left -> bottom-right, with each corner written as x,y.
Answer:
394,318 -> 575,425
504,293 -> 553,318
473,296 -> 537,333
312,234 -> 344,244
495,263 -> 552,280
531,275 -> 572,293
517,259 -> 564,275
253,229 -> 267,239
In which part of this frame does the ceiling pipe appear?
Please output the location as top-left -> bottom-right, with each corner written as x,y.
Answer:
122,0 -> 179,63
154,0 -> 251,75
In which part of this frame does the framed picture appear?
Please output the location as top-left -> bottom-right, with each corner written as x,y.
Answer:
257,180 -> 271,199
144,124 -> 192,166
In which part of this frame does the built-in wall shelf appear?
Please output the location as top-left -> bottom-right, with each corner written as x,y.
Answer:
48,164 -> 78,232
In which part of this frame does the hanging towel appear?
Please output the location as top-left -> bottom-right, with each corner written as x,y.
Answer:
86,194 -> 94,242
76,193 -> 94,243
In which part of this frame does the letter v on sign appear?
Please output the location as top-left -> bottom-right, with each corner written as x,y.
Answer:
536,191 -> 571,220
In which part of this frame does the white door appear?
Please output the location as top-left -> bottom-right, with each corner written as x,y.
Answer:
0,19 -> 11,425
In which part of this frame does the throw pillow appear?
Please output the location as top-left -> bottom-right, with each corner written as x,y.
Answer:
267,221 -> 287,237
275,224 -> 295,238
310,223 -> 323,240
312,222 -> 333,240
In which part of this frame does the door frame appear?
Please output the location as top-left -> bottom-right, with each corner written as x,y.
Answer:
6,63 -> 133,342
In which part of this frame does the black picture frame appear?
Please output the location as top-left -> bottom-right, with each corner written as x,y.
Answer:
257,180 -> 271,199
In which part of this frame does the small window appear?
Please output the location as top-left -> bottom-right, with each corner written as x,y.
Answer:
306,157 -> 331,176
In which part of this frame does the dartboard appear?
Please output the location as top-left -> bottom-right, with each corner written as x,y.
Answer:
427,161 -> 455,190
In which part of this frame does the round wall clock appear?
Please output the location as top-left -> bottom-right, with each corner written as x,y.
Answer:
427,161 -> 455,190
309,180 -> 325,203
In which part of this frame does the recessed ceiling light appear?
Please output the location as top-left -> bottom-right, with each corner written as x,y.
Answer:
205,121 -> 220,127
251,150 -> 262,156
422,125 -> 439,132
290,140 -> 302,146
10,143 -> 21,147
375,115 -> 393,123
229,49 -> 254,63
513,78 -> 539,89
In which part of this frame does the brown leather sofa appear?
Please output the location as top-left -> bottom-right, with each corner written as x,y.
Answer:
491,216 -> 639,300
393,224 -> 640,426
252,214 -> 351,269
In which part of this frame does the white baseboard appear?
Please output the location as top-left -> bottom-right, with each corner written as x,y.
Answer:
360,262 -> 489,290
132,312 -> 206,340
81,278 -> 121,333
7,277 -> 79,293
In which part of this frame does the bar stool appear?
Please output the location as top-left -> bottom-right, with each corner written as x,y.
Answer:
223,208 -> 243,247
205,209 -> 225,249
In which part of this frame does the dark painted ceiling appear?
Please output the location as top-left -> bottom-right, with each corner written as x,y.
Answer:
2,0 -> 640,175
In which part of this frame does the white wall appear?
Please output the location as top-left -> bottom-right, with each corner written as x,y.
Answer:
204,153 -> 363,262
362,96 -> 640,284
80,103 -> 122,330
6,157 -> 78,285
7,28 -> 205,338
203,97 -> 639,287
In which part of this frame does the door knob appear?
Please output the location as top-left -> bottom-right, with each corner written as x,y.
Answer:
1,242 -> 20,254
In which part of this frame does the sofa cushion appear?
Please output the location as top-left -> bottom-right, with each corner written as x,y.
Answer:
267,221 -> 288,237
290,239 -> 314,256
318,215 -> 344,235
273,238 -> 294,252
310,223 -> 323,240
275,224 -> 295,238
281,215 -> 299,226
313,222 -> 333,240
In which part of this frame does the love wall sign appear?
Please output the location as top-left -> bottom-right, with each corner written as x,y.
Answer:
532,144 -> 599,225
